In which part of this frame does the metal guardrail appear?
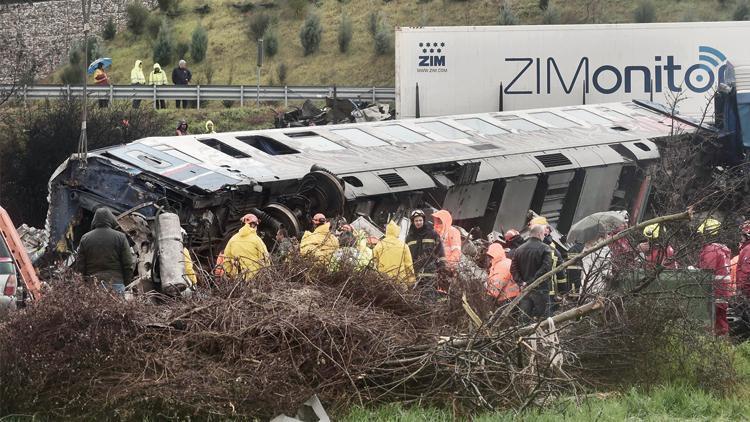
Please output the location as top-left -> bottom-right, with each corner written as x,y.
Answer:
0,84 -> 396,109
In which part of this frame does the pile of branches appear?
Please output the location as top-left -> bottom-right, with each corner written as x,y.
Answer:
1,258 -> 585,419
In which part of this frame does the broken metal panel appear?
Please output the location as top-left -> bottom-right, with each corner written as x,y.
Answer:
571,165 -> 624,225
442,181 -> 494,220
619,140 -> 660,161
494,176 -> 538,232
106,144 -> 244,192
467,155 -> 543,182
539,171 -> 577,226
341,166 -> 435,198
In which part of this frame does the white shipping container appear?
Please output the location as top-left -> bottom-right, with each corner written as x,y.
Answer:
395,22 -> 750,118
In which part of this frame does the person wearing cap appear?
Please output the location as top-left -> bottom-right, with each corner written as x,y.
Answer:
639,223 -> 677,269
172,59 -> 192,109
485,243 -> 519,305
148,63 -> 168,109
300,213 -> 339,265
736,220 -> 750,300
697,218 -> 733,335
222,213 -> 270,279
406,209 -> 444,291
373,221 -> 416,285
175,119 -> 189,136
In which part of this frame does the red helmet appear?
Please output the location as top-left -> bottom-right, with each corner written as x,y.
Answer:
741,220 -> 750,236
504,229 -> 520,242
241,214 -> 259,225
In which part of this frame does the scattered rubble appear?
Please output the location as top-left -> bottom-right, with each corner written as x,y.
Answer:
274,98 -> 394,128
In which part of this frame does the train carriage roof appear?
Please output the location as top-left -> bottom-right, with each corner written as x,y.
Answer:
92,101 -> 699,193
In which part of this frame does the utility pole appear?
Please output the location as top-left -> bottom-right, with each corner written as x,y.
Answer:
77,0 -> 92,170
256,38 -> 263,105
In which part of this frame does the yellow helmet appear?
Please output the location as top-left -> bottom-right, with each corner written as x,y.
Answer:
697,218 -> 721,235
643,223 -> 661,239
529,216 -> 548,226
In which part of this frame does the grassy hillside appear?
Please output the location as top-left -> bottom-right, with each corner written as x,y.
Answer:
54,0 -> 741,87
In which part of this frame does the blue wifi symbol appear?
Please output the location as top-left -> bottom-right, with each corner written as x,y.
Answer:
698,46 -> 727,68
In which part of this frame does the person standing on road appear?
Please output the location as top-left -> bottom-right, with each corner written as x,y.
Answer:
172,59 -> 192,109
76,207 -> 134,293
510,224 -> 553,319
697,218 -> 733,336
93,62 -> 110,108
130,60 -> 146,108
175,119 -> 189,136
149,63 -> 168,109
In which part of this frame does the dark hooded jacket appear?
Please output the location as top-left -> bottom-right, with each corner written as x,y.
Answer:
77,208 -> 134,285
406,222 -> 444,276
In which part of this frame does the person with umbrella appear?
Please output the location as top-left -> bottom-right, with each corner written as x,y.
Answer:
90,59 -> 111,108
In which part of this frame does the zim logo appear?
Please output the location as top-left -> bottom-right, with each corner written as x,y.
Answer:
418,42 -> 446,67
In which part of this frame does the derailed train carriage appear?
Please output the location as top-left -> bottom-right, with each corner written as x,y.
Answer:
45,101 -> 692,265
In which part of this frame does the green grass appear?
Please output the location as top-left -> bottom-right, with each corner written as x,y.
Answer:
342,385 -> 750,421
341,341 -> 750,421
51,0 -> 739,87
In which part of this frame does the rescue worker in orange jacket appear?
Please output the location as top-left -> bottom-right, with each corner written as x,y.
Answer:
485,243 -> 520,304
432,209 -> 462,271
697,219 -> 734,336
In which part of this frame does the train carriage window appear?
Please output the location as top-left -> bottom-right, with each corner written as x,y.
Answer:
454,117 -> 509,135
494,116 -> 544,132
236,135 -> 300,155
563,109 -> 612,125
529,112 -> 580,128
376,124 -> 432,143
416,121 -> 468,140
283,131 -> 345,151
331,128 -> 389,147
197,138 -> 251,158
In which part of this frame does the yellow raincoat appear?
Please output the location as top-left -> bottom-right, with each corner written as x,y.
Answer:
223,224 -> 270,278
183,248 -> 197,285
300,222 -> 339,264
130,60 -> 145,84
373,221 -> 416,285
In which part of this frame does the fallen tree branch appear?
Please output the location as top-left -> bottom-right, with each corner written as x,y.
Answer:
516,299 -> 604,337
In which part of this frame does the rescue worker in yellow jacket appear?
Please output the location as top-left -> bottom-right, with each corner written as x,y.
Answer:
130,59 -> 146,108
300,213 -> 339,265
148,63 -> 168,109
222,213 -> 270,279
180,229 -> 197,285
373,221 -> 416,285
